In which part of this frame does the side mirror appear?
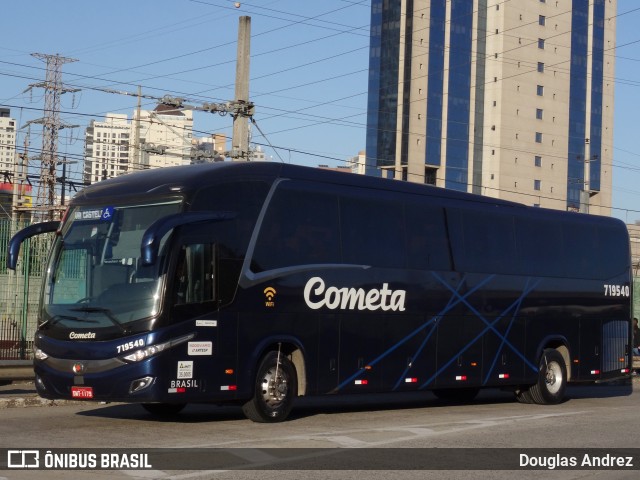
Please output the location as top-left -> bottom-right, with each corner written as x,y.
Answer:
7,221 -> 59,270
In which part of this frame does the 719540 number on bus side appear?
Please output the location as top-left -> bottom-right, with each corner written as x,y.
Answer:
603,284 -> 630,297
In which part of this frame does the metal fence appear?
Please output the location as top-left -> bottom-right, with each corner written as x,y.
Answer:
0,219 -> 54,360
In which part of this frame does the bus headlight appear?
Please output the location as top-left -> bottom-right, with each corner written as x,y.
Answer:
120,333 -> 195,363
130,376 -> 154,393
34,348 -> 49,361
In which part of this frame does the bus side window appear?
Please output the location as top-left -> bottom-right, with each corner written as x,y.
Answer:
252,186 -> 340,271
340,195 -> 406,268
405,203 -> 451,271
174,243 -> 216,305
563,221 -> 598,279
448,208 -> 517,274
515,215 -> 564,277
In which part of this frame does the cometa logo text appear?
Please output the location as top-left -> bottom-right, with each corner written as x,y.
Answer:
69,332 -> 96,339
304,276 -> 406,312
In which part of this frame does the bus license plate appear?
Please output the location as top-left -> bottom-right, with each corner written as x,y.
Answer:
71,386 -> 94,399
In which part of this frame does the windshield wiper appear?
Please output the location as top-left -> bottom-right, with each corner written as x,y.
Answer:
70,306 -> 128,333
42,315 -> 100,328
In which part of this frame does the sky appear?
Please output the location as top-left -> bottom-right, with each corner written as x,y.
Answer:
0,1 -> 371,186
1,1 -> 640,223
611,0 -> 640,223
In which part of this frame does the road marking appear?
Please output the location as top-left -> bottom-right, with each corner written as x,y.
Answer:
155,410 -> 590,478
322,435 -> 368,447
183,410 -> 587,449
123,470 -> 168,479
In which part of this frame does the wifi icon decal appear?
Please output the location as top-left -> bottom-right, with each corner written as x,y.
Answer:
264,287 -> 277,307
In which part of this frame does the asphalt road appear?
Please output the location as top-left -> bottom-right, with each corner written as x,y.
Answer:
0,380 -> 638,480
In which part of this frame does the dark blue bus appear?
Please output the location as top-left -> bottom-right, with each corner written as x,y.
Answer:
7,162 -> 633,421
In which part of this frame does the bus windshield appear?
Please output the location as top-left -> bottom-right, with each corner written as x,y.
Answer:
41,200 -> 182,332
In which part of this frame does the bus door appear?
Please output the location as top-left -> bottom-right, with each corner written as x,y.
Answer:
169,233 -> 229,392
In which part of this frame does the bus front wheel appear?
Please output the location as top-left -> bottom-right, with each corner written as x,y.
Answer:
242,351 -> 297,423
516,349 -> 567,405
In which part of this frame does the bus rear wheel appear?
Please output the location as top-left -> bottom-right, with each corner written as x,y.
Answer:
242,351 -> 297,423
516,349 -> 567,405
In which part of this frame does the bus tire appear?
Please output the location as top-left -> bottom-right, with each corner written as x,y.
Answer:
242,351 -> 297,423
514,388 -> 534,404
141,403 -> 186,417
527,349 -> 567,405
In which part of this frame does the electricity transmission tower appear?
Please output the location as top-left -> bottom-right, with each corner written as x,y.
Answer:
24,53 -> 78,221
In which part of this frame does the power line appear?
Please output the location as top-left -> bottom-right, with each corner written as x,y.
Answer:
1,5 -> 639,217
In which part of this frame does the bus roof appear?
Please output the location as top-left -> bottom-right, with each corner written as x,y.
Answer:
71,161 -> 623,230
74,161 -> 520,207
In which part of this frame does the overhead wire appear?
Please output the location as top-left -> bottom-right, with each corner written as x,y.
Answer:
3,2 -> 640,216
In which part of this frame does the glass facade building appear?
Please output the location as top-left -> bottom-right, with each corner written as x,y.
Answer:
366,0 -> 615,214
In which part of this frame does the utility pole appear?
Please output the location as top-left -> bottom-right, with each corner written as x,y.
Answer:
23,53 -> 79,221
134,85 -> 142,170
126,17 -> 254,164
58,157 -> 77,208
12,132 -> 30,223
578,141 -> 599,214
231,16 -> 251,160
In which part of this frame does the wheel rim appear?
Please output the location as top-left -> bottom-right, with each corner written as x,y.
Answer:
260,364 -> 289,411
544,361 -> 563,394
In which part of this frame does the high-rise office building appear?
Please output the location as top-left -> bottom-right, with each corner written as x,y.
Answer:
366,0 -> 615,213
